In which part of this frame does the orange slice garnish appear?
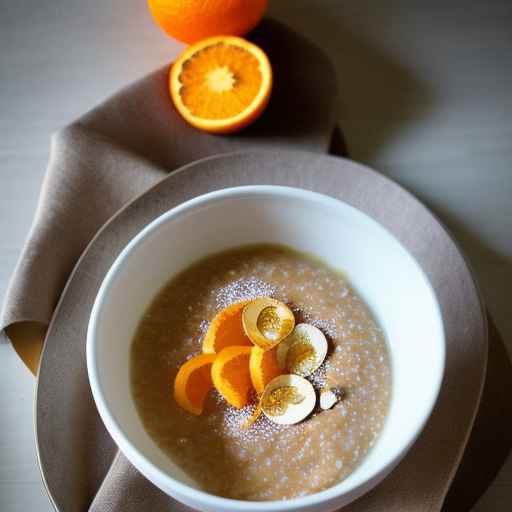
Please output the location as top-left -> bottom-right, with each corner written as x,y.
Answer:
241,401 -> 263,429
249,346 -> 283,395
174,353 -> 216,415
202,301 -> 252,354
169,36 -> 272,134
211,345 -> 253,408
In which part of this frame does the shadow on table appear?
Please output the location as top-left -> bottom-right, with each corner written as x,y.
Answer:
75,18 -> 338,172
444,317 -> 512,511
267,2 -> 436,163
330,131 -> 512,512
419,201 -> 512,511
334,122 -> 512,508
281,5 -> 512,507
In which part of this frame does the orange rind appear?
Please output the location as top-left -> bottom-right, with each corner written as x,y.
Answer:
211,345 -> 253,408
202,300 -> 252,353
147,0 -> 268,45
249,346 -> 283,395
241,401 -> 262,429
169,36 -> 272,134
174,353 -> 216,415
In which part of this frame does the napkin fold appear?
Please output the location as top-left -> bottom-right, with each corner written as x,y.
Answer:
0,19 -> 337,354
0,19 -> 338,511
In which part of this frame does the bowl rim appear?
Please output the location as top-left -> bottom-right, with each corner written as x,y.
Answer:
87,184 -> 445,511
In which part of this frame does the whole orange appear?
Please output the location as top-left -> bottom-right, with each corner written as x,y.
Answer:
147,0 -> 268,44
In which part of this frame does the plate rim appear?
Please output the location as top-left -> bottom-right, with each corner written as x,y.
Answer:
34,149 -> 488,511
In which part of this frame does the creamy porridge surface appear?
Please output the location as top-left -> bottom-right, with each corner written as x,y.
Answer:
131,244 -> 391,500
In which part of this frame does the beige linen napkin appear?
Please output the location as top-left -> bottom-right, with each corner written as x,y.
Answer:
0,18 -> 336,510
0,19 -> 336,370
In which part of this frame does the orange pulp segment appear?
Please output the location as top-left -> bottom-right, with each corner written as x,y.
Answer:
211,345 -> 253,408
249,346 -> 283,395
169,36 -> 272,134
202,300 -> 252,354
174,353 -> 216,415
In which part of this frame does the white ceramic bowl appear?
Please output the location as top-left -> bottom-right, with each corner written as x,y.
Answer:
87,186 -> 445,512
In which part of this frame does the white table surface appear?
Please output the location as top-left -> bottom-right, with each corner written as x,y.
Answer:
1,0 -> 511,510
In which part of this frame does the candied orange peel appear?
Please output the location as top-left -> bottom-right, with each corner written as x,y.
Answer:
249,346 -> 283,394
174,353 -> 216,415
211,345 -> 254,408
241,401 -> 263,429
174,298 -> 334,428
202,300 -> 252,354
242,297 -> 295,350
262,385 -> 305,417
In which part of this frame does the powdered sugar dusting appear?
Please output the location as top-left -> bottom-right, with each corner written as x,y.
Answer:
131,244 -> 391,500
308,360 -> 331,389
308,317 -> 338,340
215,277 -> 277,310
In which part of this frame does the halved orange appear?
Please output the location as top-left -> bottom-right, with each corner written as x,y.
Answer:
147,0 -> 268,44
211,345 -> 253,408
249,346 -> 283,395
202,300 -> 252,354
174,353 -> 216,415
169,36 -> 272,134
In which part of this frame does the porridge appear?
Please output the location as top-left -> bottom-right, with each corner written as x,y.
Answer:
131,244 -> 391,500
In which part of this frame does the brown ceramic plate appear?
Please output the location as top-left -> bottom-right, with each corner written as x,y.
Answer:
35,150 -> 487,511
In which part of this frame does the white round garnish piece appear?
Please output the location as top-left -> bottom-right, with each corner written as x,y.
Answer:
277,323 -> 328,376
320,389 -> 338,410
242,297 -> 295,350
261,374 -> 316,425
